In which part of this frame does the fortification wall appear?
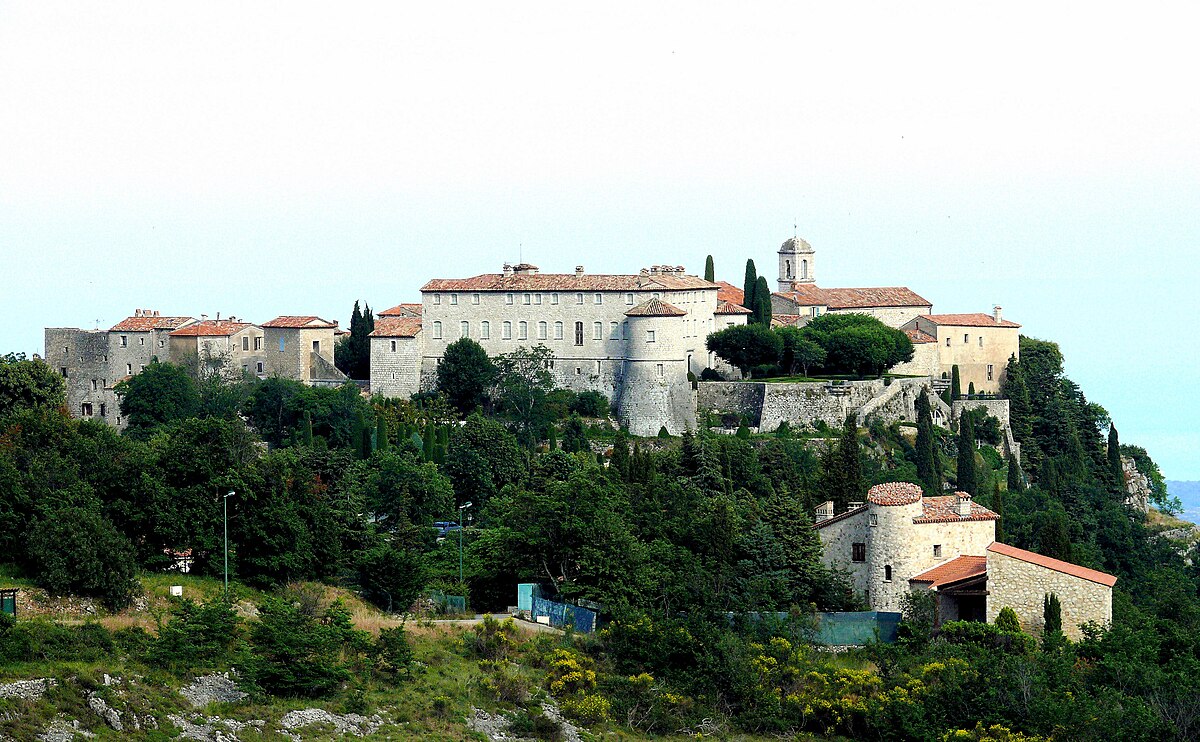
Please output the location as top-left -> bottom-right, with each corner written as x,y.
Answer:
986,550 -> 1113,640
952,398 -> 1010,428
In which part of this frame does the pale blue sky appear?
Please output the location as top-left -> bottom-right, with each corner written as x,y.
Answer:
2,3 -> 1197,478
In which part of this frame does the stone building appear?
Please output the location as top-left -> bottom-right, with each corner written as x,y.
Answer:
896,311 -> 1021,394
168,319 -> 265,380
814,481 -> 1115,639
370,263 -> 736,435
259,316 -> 347,387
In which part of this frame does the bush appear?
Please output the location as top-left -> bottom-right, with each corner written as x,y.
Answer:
27,506 -> 139,610
244,597 -> 371,697
0,618 -> 116,663
699,368 -> 725,382
560,693 -> 612,724
151,599 -> 243,674
569,390 -> 610,419
375,625 -> 414,679
463,615 -> 519,661
508,708 -> 564,741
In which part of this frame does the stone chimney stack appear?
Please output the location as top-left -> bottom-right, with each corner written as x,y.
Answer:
575,265 -> 584,277
957,492 -> 972,517
502,263 -> 513,276
993,306 -> 1003,323
815,501 -> 835,522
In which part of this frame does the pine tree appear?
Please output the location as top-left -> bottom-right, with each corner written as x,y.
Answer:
754,276 -> 772,326
1001,354 -> 1033,446
1108,424 -> 1124,491
743,260 -> 758,313
915,389 -> 942,495
951,365 -> 962,401
956,411 -> 976,495
704,255 -> 715,283
826,415 -> 863,508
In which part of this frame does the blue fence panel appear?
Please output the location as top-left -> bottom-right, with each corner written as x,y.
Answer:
813,611 -> 902,645
517,584 -> 541,613
530,597 -> 598,634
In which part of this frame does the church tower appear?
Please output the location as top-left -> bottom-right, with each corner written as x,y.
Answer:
778,235 -> 815,292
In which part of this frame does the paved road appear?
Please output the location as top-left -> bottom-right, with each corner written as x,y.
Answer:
427,614 -> 563,633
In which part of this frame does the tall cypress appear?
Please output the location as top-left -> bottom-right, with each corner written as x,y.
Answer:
993,481 -> 1005,542
1001,354 -> 1033,445
1108,424 -> 1124,490
956,411 -> 976,495
951,365 -> 962,401
704,255 -> 716,283
754,276 -> 772,326
375,416 -> 389,452
743,260 -> 758,314
1006,452 -> 1024,493
837,415 -> 863,506
915,389 -> 941,495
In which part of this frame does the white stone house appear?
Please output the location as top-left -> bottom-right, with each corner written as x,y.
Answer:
814,481 -> 1115,640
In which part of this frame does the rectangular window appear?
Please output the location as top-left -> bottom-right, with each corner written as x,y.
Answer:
933,544 -> 942,558
481,321 -> 490,339
523,293 -> 531,305
593,322 -> 602,340
433,321 -> 443,339
312,340 -> 320,353
120,335 -> 127,347
964,334 -> 969,344
852,543 -> 866,562
869,513 -> 879,526
596,360 -> 602,374
450,293 -> 458,305
460,321 -> 469,338
126,363 -> 132,374
610,321 -> 619,339
554,321 -> 563,340
472,293 -> 480,304
625,293 -> 634,305
158,339 -> 165,348
534,293 -> 542,305
503,321 -> 512,340
519,321 -> 528,340
390,340 -> 397,352
506,293 -> 514,305
576,367 -> 582,376
574,322 -> 584,346
254,337 -> 262,351
99,403 -> 106,417
978,336 -> 984,347
60,367 -> 68,377
575,293 -> 584,305
594,293 -> 602,304
139,337 -> 144,346
987,364 -> 994,381
242,336 -> 249,351
646,330 -> 656,343
946,338 -> 951,347
91,379 -> 97,390
256,362 -> 263,373
279,338 -> 286,352
433,294 -> 442,305
656,363 -> 664,377
551,293 -> 559,305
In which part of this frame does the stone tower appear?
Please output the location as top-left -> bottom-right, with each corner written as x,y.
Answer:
777,235 -> 815,292
865,482 -> 925,612
617,297 -> 695,436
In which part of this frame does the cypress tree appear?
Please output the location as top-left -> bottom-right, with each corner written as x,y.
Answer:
951,365 -> 962,401
967,381 -> 975,397
302,411 -> 314,447
610,431 -> 630,479
1043,593 -> 1063,635
1006,452 -> 1024,493
1108,424 -> 1124,490
754,276 -> 772,326
704,255 -> 715,283
375,416 -> 389,452
1001,354 -> 1033,445
547,425 -> 557,450
993,481 -> 1005,542
915,389 -> 941,495
743,260 -> 758,313
422,421 -> 436,462
956,411 -> 976,495
836,415 -> 863,506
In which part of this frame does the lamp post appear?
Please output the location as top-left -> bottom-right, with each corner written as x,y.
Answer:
223,490 -> 236,599
458,501 -> 473,587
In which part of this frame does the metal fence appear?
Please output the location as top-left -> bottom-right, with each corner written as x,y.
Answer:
724,610 -> 902,645
531,596 -> 598,633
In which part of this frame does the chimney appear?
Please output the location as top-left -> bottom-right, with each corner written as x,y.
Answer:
814,501 -> 835,522
993,305 -> 1002,323
201,314 -> 208,322
575,265 -> 584,277
502,262 -> 513,276
216,312 -> 220,322
848,501 -> 864,511
957,492 -> 972,517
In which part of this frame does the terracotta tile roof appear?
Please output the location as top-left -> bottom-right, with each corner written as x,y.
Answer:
988,542 -> 1117,587
261,316 -> 338,329
110,315 -> 195,332
780,284 -> 932,310
370,317 -> 422,338
919,313 -> 1021,328
715,281 -> 745,305
904,328 -> 937,344
772,314 -> 805,328
170,321 -> 251,337
421,272 -> 717,293
625,297 -> 687,317
910,556 -> 988,587
378,303 -> 423,318
716,300 -> 752,315
868,482 -> 924,506
913,494 -> 1001,523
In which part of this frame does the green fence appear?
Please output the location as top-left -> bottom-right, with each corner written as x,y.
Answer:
0,589 -> 16,617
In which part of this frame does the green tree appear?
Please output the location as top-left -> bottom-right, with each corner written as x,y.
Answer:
995,605 -> 1021,633
705,324 -> 783,378
1107,423 -> 1123,490
1001,354 -> 1033,448
1035,508 -> 1072,562
1006,452 -> 1024,493
436,338 -> 496,414
115,360 -> 201,433
27,505 -> 139,610
561,414 -> 589,453
1043,592 -> 1063,635
704,254 -> 715,283
820,416 -> 863,510
951,364 -> 962,401
956,411 -> 977,495
493,345 -> 555,442
742,259 -> 758,314
914,389 -> 942,495
777,326 -> 826,376
355,543 -> 425,613
992,481 -> 1005,542
754,275 -> 772,326
334,301 -> 374,380
800,313 -> 914,377
246,597 -> 369,697
0,354 -> 65,414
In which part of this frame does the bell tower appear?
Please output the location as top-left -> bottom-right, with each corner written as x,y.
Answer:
778,234 -> 815,292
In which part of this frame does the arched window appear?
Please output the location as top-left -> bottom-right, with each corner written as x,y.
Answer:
785,259 -> 792,278
481,321 -> 490,339
801,259 -> 808,279
554,321 -> 563,340
433,321 -> 443,339
503,321 -> 512,340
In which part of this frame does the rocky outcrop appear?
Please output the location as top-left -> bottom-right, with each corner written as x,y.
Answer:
1122,456 -> 1151,513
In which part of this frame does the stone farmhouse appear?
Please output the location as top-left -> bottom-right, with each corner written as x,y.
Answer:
815,482 -> 1116,639
45,310 -> 346,429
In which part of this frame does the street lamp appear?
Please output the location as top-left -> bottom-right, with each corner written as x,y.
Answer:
224,490 -> 236,599
458,501 -> 473,587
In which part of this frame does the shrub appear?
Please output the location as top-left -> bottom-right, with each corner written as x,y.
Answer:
569,390 -> 610,419
560,693 -> 612,724
375,626 -> 414,679
995,606 -> 1021,633
699,367 -> 725,382
508,708 -> 564,741
463,615 -> 519,661
151,599 -> 243,674
244,597 -> 371,697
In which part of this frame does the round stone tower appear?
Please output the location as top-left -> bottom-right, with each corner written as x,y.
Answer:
865,481 -> 925,612
617,297 -> 694,436
777,235 -> 815,292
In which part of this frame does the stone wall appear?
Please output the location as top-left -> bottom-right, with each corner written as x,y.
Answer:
370,336 -> 422,398
889,342 -> 939,378
986,550 -> 1113,640
44,328 -> 123,427
832,305 -> 930,329
814,510 -> 870,595
952,398 -> 1010,429
695,382 -> 765,426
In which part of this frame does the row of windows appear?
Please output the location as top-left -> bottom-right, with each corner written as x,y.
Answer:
114,337 -> 166,350
431,290 -> 702,307
948,334 -> 985,347
428,320 -> 657,344
241,336 -> 264,351
851,542 -> 944,563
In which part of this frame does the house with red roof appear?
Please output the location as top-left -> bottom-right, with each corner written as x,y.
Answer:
815,481 -> 1115,639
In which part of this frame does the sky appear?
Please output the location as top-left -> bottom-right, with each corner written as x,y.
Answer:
1,3 -> 1197,478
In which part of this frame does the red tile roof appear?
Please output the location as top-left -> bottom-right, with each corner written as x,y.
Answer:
422,272 -> 716,293
919,313 -> 1021,328
772,314 -> 806,328
987,542 -> 1117,587
716,300 -> 752,315
715,281 -> 745,305
868,482 -> 924,506
910,556 -> 988,587
625,297 -> 687,317
170,321 -> 251,337
904,328 -> 937,344
261,316 -> 338,329
110,315 -> 195,332
369,317 -> 422,338
780,284 -> 932,310
378,303 -> 422,318
913,494 -> 1000,523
